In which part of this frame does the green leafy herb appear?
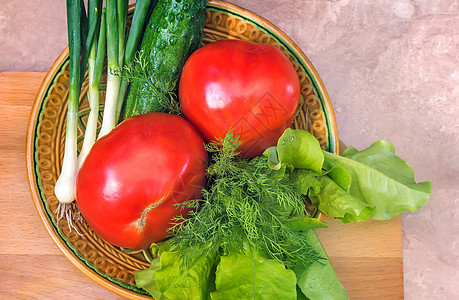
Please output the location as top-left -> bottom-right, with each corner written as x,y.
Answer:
134,239 -> 216,300
134,258 -> 166,300
264,128 -> 324,172
294,230 -> 349,300
171,132 -> 324,269
155,246 -> 217,299
270,129 -> 431,222
211,248 -> 297,300
309,171 -> 375,223
322,140 -> 432,220
121,51 -> 182,115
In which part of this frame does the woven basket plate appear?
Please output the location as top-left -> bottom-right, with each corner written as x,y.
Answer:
26,1 -> 339,298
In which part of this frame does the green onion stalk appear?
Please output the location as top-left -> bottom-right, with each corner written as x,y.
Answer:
79,0 -> 100,90
98,0 -> 125,139
117,0 -> 128,68
78,8 -> 106,166
54,0 -> 83,220
116,0 -> 154,121
79,0 -> 89,87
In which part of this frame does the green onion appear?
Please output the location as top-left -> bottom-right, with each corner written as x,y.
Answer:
117,0 -> 128,67
54,0 -> 82,205
79,0 -> 88,88
116,0 -> 154,120
55,1 -> 102,227
98,0 -> 121,139
58,0 -> 156,206
79,0 -> 100,89
78,7 -> 106,166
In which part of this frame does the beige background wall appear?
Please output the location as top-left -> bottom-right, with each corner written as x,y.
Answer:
1,0 -> 458,299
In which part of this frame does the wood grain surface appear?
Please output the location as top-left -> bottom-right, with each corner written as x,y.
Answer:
0,71 -> 403,299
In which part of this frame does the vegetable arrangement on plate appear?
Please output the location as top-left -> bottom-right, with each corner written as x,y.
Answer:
55,0 -> 432,299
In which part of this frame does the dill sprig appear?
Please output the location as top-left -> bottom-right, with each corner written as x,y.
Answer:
171,132 -> 323,268
120,51 -> 182,115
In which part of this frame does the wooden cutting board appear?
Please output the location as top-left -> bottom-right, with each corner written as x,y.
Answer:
0,71 -> 403,299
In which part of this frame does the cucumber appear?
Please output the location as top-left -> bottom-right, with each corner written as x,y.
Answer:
122,0 -> 207,119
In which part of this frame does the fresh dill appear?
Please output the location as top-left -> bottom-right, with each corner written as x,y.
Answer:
171,132 -> 323,268
120,51 -> 182,115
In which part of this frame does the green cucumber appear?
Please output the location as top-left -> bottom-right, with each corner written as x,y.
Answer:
122,0 -> 206,119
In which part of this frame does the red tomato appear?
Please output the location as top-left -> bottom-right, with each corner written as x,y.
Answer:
76,113 -> 207,250
179,39 -> 300,158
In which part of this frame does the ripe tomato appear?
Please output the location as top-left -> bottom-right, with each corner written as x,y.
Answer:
75,112 -> 207,250
179,39 -> 300,158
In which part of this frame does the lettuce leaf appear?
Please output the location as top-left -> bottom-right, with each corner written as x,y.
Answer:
309,172 -> 375,223
153,247 -> 217,300
323,140 -> 432,220
210,251 -> 297,300
295,230 -> 349,300
291,168 -> 374,223
134,258 -> 168,300
285,216 -> 328,230
268,129 -> 431,222
264,128 -> 324,173
290,168 -> 322,195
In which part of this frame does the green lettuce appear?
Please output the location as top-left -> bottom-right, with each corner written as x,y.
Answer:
289,168 -> 321,195
265,128 -> 324,173
268,129 -> 431,222
299,168 -> 374,223
323,140 -> 432,220
134,258 -> 168,300
285,216 -> 328,231
155,248 -> 217,300
294,230 -> 349,300
135,242 -> 217,300
310,174 -> 374,222
133,239 -> 178,300
210,250 -> 297,300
